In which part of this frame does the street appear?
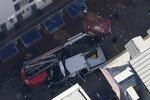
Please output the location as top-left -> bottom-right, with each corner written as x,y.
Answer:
0,0 -> 150,100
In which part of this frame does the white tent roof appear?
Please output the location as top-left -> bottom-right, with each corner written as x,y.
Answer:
65,53 -> 88,73
52,84 -> 91,100
130,48 -> 150,92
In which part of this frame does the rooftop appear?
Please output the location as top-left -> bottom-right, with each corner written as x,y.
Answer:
52,84 -> 91,100
114,67 -> 134,83
126,86 -> 140,100
0,0 -> 15,25
105,35 -> 150,69
130,47 -> 150,93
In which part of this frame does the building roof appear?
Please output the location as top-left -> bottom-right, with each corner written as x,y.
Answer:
114,67 -> 134,83
52,84 -> 91,100
104,35 -> 150,69
126,86 -> 140,100
125,36 -> 149,58
130,48 -> 150,92
0,0 -> 15,25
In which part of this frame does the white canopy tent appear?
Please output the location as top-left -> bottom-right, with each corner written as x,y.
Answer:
52,84 -> 91,100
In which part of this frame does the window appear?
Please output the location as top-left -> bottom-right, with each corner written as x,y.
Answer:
12,0 -> 16,2
16,0 -> 33,9
21,10 -> 25,14
14,4 -> 20,11
42,0 -> 47,2
29,0 -> 33,3
26,8 -> 30,12
9,18 -> 14,24
16,13 -> 23,21
1,23 -> 7,32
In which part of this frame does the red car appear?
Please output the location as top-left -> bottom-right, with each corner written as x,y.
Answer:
20,55 -> 58,87
21,68 -> 48,87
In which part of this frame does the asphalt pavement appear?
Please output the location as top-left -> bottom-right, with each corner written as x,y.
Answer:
0,0 -> 150,100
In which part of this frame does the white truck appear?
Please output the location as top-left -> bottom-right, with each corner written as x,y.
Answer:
21,33 -> 106,87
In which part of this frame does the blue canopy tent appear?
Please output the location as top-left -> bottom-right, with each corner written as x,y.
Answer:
43,14 -> 64,33
0,42 -> 18,62
66,0 -> 87,17
20,28 -> 41,47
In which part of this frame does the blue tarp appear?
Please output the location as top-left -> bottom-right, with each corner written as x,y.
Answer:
21,28 -> 41,47
0,42 -> 18,61
66,0 -> 86,17
43,14 -> 64,33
